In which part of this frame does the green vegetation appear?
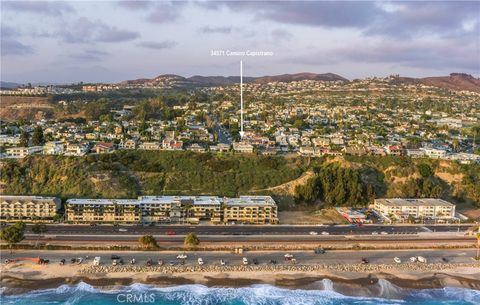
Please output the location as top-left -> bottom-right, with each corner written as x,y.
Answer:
184,232 -> 200,248
0,151 -> 305,199
295,163 -> 374,207
138,235 -> 159,249
1,152 -> 479,208
0,222 -> 26,252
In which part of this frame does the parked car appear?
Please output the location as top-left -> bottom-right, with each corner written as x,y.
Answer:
393,257 -> 401,264
166,231 -> 176,235
60,259 -> 66,265
111,255 -> 121,260
284,254 -> 294,260
442,257 -> 449,263
417,256 -> 427,263
198,258 -> 204,265
177,254 -> 188,259
118,228 -> 128,232
242,257 -> 248,265
252,258 -> 259,265
361,258 -> 369,264
220,259 -> 226,266
309,231 -> 318,235
130,258 -> 136,265
146,259 -> 152,266
93,257 -> 101,266
321,231 -> 330,235
314,248 -> 326,254
409,257 -> 417,263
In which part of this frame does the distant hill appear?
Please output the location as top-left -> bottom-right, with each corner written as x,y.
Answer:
119,72 -> 348,87
0,81 -> 22,89
420,73 -> 480,93
392,73 -> 480,93
253,72 -> 348,83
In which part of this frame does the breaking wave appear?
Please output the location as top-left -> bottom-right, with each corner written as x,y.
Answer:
1,281 -> 479,305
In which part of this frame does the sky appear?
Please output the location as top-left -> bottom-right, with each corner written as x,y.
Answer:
1,0 -> 479,83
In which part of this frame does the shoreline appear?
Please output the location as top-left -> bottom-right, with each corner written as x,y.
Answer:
2,262 -> 479,296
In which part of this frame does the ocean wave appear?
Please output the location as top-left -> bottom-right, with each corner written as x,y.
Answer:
1,281 -> 478,305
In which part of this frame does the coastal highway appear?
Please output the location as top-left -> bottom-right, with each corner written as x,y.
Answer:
23,224 -> 472,236
3,249 -> 477,266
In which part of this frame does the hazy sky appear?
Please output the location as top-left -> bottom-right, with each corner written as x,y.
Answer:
1,0 -> 479,83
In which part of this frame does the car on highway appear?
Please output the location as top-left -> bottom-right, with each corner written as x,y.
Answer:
177,254 -> 187,259
166,231 -> 176,235
198,258 -> 204,265
242,257 -> 249,265
393,257 -> 401,264
309,231 -> 318,235
321,231 -> 330,235
118,228 -> 128,232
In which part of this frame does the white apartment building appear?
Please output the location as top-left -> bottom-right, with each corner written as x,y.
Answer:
6,146 -> 43,158
422,148 -> 447,159
43,141 -> 65,155
374,198 -> 456,220
0,195 -> 61,221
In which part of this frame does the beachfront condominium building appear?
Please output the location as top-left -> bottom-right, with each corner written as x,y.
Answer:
65,195 -> 278,224
65,198 -> 141,223
373,198 -> 456,221
0,195 -> 61,222
224,196 -> 279,224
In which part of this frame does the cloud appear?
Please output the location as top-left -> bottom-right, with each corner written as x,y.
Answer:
59,18 -> 140,43
68,49 -> 109,62
137,40 -> 177,50
271,29 -> 292,42
200,1 -> 479,39
146,2 -> 185,23
2,1 -> 74,16
117,1 -> 154,10
1,26 -> 34,56
199,26 -> 233,34
201,1 -> 381,28
290,38 -> 479,73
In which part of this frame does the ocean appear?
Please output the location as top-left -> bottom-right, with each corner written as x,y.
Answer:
1,281 -> 479,305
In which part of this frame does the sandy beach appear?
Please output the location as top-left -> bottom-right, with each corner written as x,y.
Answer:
1,260 -> 479,296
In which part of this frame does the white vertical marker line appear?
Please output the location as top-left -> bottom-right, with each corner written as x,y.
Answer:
240,60 -> 245,139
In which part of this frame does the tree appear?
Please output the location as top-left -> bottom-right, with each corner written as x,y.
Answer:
19,131 -> 30,147
138,235 -> 158,249
184,232 -> 200,248
31,223 -> 48,247
32,126 -> 45,146
0,222 -> 26,252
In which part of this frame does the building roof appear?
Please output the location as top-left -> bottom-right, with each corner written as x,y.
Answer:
1,195 -> 60,203
225,196 -> 276,207
66,198 -> 138,205
375,198 -> 454,207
